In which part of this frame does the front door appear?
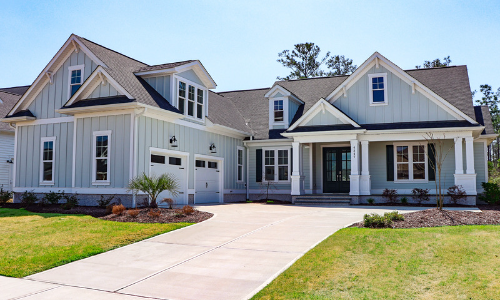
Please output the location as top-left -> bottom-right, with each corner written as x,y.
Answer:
323,147 -> 351,193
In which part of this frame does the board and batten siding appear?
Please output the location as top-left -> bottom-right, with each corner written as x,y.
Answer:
135,116 -> 245,191
177,70 -> 204,86
333,65 -> 456,124
74,114 -> 131,189
87,83 -> 121,99
0,132 -> 14,190
143,75 -> 171,103
288,100 -> 300,125
15,122 -> 74,188
27,51 -> 98,119
475,141 -> 486,190
303,110 -> 343,126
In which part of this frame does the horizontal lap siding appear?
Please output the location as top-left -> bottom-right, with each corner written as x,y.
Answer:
136,116 -> 245,190
15,122 -> 73,188
0,133 -> 14,190
75,114 -> 131,188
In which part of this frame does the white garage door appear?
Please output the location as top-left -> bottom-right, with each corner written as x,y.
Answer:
150,154 -> 187,206
195,159 -> 221,204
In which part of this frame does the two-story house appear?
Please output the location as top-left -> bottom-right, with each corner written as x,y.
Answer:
2,34 -> 496,206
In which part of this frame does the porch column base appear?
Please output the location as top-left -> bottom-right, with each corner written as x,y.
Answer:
291,175 -> 305,195
454,174 -> 477,195
359,175 -> 371,195
350,175 -> 360,196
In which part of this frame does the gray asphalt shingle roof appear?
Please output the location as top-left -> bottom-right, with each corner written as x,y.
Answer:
136,60 -> 195,72
474,105 -> 495,135
0,91 -> 23,131
0,86 -> 30,96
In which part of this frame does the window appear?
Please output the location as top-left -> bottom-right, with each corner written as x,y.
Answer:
274,100 -> 284,122
40,137 -> 56,184
208,161 -> 218,169
196,160 -> 206,168
237,147 -> 244,182
263,148 -> 290,182
93,131 -> 111,184
395,143 -> 427,181
68,65 -> 84,98
169,157 -> 182,166
151,154 -> 165,164
368,73 -> 387,105
178,80 -> 205,120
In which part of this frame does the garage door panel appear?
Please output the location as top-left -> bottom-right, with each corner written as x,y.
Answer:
150,154 -> 187,206
195,159 -> 220,204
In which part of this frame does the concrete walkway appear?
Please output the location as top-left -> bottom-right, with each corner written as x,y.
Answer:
2,204 -> 480,300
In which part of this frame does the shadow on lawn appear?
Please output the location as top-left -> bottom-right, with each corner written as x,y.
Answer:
0,207 -> 86,219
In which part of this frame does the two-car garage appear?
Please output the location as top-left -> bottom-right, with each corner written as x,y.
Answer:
149,149 -> 222,205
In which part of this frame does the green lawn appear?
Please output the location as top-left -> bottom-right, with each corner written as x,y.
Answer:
0,208 -> 192,278
253,226 -> 500,300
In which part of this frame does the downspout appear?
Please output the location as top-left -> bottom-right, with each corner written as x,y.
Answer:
9,123 -> 17,196
131,107 -> 146,208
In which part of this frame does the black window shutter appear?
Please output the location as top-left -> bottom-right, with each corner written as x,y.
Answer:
256,149 -> 262,182
428,143 -> 436,181
290,148 -> 293,172
386,145 -> 394,181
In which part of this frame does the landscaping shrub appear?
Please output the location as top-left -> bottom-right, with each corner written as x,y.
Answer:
173,209 -> 184,217
384,211 -> 404,221
0,188 -> 12,205
43,191 -> 62,205
363,211 -> 404,228
367,198 -> 375,204
447,185 -> 467,205
105,204 -> 114,215
412,188 -> 430,204
61,193 -> 78,209
97,195 -> 115,208
112,204 -> 126,215
127,208 -> 140,218
401,197 -> 408,204
20,190 -> 38,207
479,182 -> 500,204
161,198 -> 174,209
182,205 -> 195,215
148,209 -> 162,218
382,189 -> 398,203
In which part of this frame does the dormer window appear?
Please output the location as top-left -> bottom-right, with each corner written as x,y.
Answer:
368,73 -> 388,105
68,65 -> 84,98
274,100 -> 284,122
178,80 -> 205,120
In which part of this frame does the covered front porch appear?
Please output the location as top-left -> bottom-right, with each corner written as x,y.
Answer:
287,129 -> 487,202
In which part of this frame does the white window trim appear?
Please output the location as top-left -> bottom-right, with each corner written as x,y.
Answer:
175,76 -> 207,122
40,136 -> 56,185
269,96 -> 289,128
368,73 -> 388,106
237,146 -> 245,183
92,130 -> 111,185
393,142 -> 428,183
67,64 -> 85,100
262,147 -> 291,183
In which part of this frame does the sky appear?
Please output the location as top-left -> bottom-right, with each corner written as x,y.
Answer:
0,0 -> 499,97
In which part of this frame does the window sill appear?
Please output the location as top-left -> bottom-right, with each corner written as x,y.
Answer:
369,102 -> 388,106
92,181 -> 111,186
39,182 -> 55,186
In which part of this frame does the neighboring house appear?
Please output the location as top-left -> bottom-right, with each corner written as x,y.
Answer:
0,86 -> 29,191
1,34 -> 496,206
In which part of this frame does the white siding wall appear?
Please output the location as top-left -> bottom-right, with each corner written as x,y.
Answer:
0,132 -> 14,190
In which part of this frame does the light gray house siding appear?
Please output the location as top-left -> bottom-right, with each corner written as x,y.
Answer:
27,51 -> 98,119
0,132 -> 14,190
288,100 -> 300,124
15,121 -> 74,188
143,75 -> 171,103
333,65 -> 457,124
135,116 -> 246,192
88,83 -> 121,99
178,70 -> 203,86
304,111 -> 342,126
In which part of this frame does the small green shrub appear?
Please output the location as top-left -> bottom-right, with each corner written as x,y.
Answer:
400,197 -> 408,204
382,189 -> 398,204
384,211 -> 405,221
20,190 -> 38,207
246,200 -> 253,203
412,188 -> 430,204
97,194 -> 115,208
364,213 -> 392,228
42,191 -> 63,205
0,188 -> 12,205
61,193 -> 78,209
367,198 -> 375,204
479,182 -> 499,204
267,200 -> 274,204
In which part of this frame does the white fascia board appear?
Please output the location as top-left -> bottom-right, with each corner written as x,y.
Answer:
55,103 -> 139,115
325,52 -> 477,124
243,139 -> 293,147
264,85 -> 292,98
288,98 -> 360,131
10,35 -> 106,116
0,116 -> 36,123
135,61 -> 217,89
207,123 -> 251,139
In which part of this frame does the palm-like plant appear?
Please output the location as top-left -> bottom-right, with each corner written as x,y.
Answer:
128,173 -> 179,208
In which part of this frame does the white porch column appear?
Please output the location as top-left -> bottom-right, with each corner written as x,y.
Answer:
454,136 -> 477,195
350,140 -> 360,196
454,137 -> 464,174
291,142 -> 304,195
360,140 -> 371,195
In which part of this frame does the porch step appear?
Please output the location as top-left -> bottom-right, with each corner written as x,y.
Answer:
294,195 -> 351,206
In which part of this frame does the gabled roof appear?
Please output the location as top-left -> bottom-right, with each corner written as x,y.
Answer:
474,105 -> 495,135
136,60 -> 195,72
207,91 -> 251,134
0,91 -> 23,131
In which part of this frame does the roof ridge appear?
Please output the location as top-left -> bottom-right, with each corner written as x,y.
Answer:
276,74 -> 350,83
405,65 -> 466,72
218,87 -> 270,94
148,60 -> 196,67
75,35 -> 149,66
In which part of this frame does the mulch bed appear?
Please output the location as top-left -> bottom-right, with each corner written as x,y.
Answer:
351,208 -> 500,229
1,203 -> 213,223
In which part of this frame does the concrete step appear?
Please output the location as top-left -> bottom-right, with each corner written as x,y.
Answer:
294,199 -> 351,206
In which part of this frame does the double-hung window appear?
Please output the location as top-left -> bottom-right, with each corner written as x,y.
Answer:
395,143 -> 427,181
93,131 -> 111,184
178,80 -> 205,120
368,73 -> 387,105
263,148 -> 290,182
68,65 -> 84,98
40,137 -> 56,185
274,100 -> 284,122
237,147 -> 244,182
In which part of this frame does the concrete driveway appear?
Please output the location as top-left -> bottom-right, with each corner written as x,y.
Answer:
1,204 -> 479,300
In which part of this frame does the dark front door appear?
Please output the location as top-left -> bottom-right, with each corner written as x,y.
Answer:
323,147 -> 351,193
